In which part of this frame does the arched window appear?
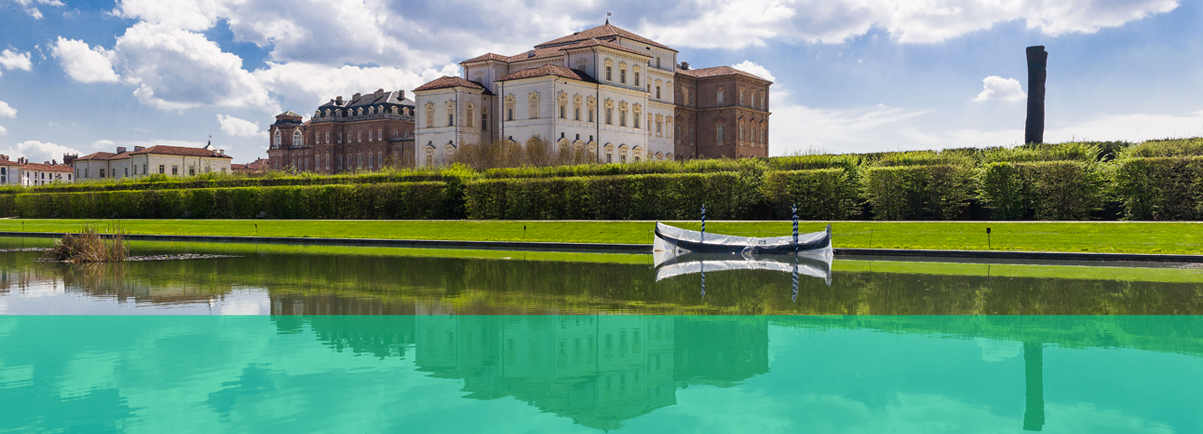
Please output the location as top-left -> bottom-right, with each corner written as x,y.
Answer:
293,130 -> 303,147
618,144 -> 629,163
424,144 -> 435,167
274,130 -> 281,149
604,143 -> 614,163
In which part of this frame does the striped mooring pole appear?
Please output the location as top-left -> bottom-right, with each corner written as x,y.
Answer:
792,203 -> 799,255
700,204 -> 706,242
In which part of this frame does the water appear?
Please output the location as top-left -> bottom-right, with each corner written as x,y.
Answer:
2,238 -> 1202,432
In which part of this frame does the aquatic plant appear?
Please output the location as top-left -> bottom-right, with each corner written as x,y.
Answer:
44,225 -> 128,263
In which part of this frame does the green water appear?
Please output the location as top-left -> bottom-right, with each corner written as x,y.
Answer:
1,238 -> 1202,432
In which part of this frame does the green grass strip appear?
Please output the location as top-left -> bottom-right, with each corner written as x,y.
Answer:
3,219 -> 1203,255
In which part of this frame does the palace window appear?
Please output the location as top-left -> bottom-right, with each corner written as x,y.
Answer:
605,108 -> 612,125
172,165 -> 179,175
467,104 -> 475,128
315,132 -> 320,144
634,71 -> 640,87
482,110 -> 488,130
273,130 -> 281,149
357,131 -> 362,142
529,91 -> 540,119
368,153 -> 373,168
716,124 -> 724,145
337,132 -> 343,143
633,104 -> 641,129
143,164 -> 147,174
378,129 -> 382,141
606,65 -> 612,81
505,94 -> 516,121
761,93 -> 765,108
620,68 -> 626,84
619,110 -> 626,127
740,89 -> 745,105
717,88 -> 724,104
190,167 -> 196,176
369,130 -> 373,141
325,132 -> 330,143
656,86 -> 661,99
326,155 -> 330,168
425,103 -> 435,126
100,169 -> 105,178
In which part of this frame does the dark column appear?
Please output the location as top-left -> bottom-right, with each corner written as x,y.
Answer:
1024,46 -> 1048,144
1023,342 -> 1045,431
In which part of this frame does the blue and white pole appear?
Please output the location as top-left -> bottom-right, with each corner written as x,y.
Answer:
792,203 -> 799,255
700,204 -> 706,242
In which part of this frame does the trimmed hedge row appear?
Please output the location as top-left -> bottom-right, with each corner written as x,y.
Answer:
464,172 -> 762,219
761,169 -> 860,220
1113,157 -> 1203,220
0,171 -> 446,195
978,161 -> 1106,220
2,182 -> 448,219
862,165 -> 975,220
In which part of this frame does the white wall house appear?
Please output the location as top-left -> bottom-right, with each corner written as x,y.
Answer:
413,23 -> 682,166
74,144 -> 233,182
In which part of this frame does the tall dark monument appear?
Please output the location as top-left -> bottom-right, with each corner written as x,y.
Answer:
1025,46 -> 1048,144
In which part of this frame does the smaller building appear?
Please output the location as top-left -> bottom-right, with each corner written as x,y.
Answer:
0,155 -> 21,185
74,144 -> 232,181
18,158 -> 74,186
232,158 -> 268,174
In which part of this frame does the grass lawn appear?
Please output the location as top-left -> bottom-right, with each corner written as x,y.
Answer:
2,219 -> 1203,255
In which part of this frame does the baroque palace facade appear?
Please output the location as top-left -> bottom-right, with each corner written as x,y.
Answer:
412,23 -> 772,166
268,89 -> 416,172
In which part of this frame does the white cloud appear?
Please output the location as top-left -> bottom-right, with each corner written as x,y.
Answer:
1045,110 -> 1203,143
647,0 -> 1179,48
973,76 -> 1026,102
731,60 -> 776,82
13,0 -> 64,19
51,37 -> 120,83
0,49 -> 33,75
217,114 -> 265,138
253,62 -> 456,110
0,126 -> 6,136
0,100 -> 15,118
0,140 -> 80,164
112,23 -> 275,111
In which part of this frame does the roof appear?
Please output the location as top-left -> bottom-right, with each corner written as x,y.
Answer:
318,90 -> 414,109
76,152 -> 117,161
558,38 -> 649,58
413,76 -> 493,94
130,145 -> 232,158
676,66 -> 773,83
497,65 -> 598,83
22,163 -> 72,172
278,111 -> 302,117
535,23 -> 676,52
461,53 -> 510,64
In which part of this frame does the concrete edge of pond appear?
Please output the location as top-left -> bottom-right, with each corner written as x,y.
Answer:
3,231 -> 1203,263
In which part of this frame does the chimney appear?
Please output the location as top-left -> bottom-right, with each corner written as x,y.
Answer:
52,159 -> 57,165
353,92 -> 361,100
679,62 -> 690,70
117,146 -> 127,154
134,146 -> 146,151
376,88 -> 384,96
398,90 -> 405,100
336,96 -> 344,104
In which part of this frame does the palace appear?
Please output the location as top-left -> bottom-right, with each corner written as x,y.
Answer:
413,22 -> 772,166
267,89 -> 416,173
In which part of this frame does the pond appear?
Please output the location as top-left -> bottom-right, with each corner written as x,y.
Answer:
1,237 -> 1201,432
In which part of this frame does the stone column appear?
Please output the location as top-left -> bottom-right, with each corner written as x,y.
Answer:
1025,46 -> 1048,144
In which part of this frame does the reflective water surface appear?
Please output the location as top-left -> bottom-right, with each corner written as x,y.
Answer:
1,238 -> 1202,432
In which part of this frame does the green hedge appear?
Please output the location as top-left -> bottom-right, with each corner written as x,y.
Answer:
761,168 -> 860,220
0,171 -> 445,195
9,182 -> 447,219
1112,157 -> 1203,220
464,172 -> 762,220
977,161 -> 1105,220
862,165 -> 974,220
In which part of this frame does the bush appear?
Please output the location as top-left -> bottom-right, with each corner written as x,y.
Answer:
1025,161 -> 1106,220
980,142 -> 1101,163
1119,138 -> 1203,158
464,172 -> 761,220
862,165 -> 974,220
9,182 -> 448,219
978,162 -> 1028,220
761,168 -> 860,220
1112,157 -> 1203,220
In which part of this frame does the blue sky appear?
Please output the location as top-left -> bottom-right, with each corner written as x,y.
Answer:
1,0 -> 1201,164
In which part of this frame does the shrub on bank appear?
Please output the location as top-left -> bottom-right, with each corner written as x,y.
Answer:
761,168 -> 860,220
464,172 -> 761,220
1112,157 -> 1203,220
862,164 -> 974,220
977,160 -> 1106,220
11,182 -> 447,219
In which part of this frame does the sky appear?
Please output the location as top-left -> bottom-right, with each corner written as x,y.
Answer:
1,0 -> 1201,164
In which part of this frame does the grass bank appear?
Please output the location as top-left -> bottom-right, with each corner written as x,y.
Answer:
2,219 -> 1203,255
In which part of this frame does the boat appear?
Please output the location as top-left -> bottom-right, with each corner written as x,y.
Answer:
652,222 -> 833,259
653,254 -> 832,285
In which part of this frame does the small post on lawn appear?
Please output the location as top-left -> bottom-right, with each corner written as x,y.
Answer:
255,223 -> 258,235
792,203 -> 799,255
987,227 -> 992,250
700,204 -> 706,242
523,225 -> 527,240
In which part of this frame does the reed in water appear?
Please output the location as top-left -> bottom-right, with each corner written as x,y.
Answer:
44,225 -> 128,263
